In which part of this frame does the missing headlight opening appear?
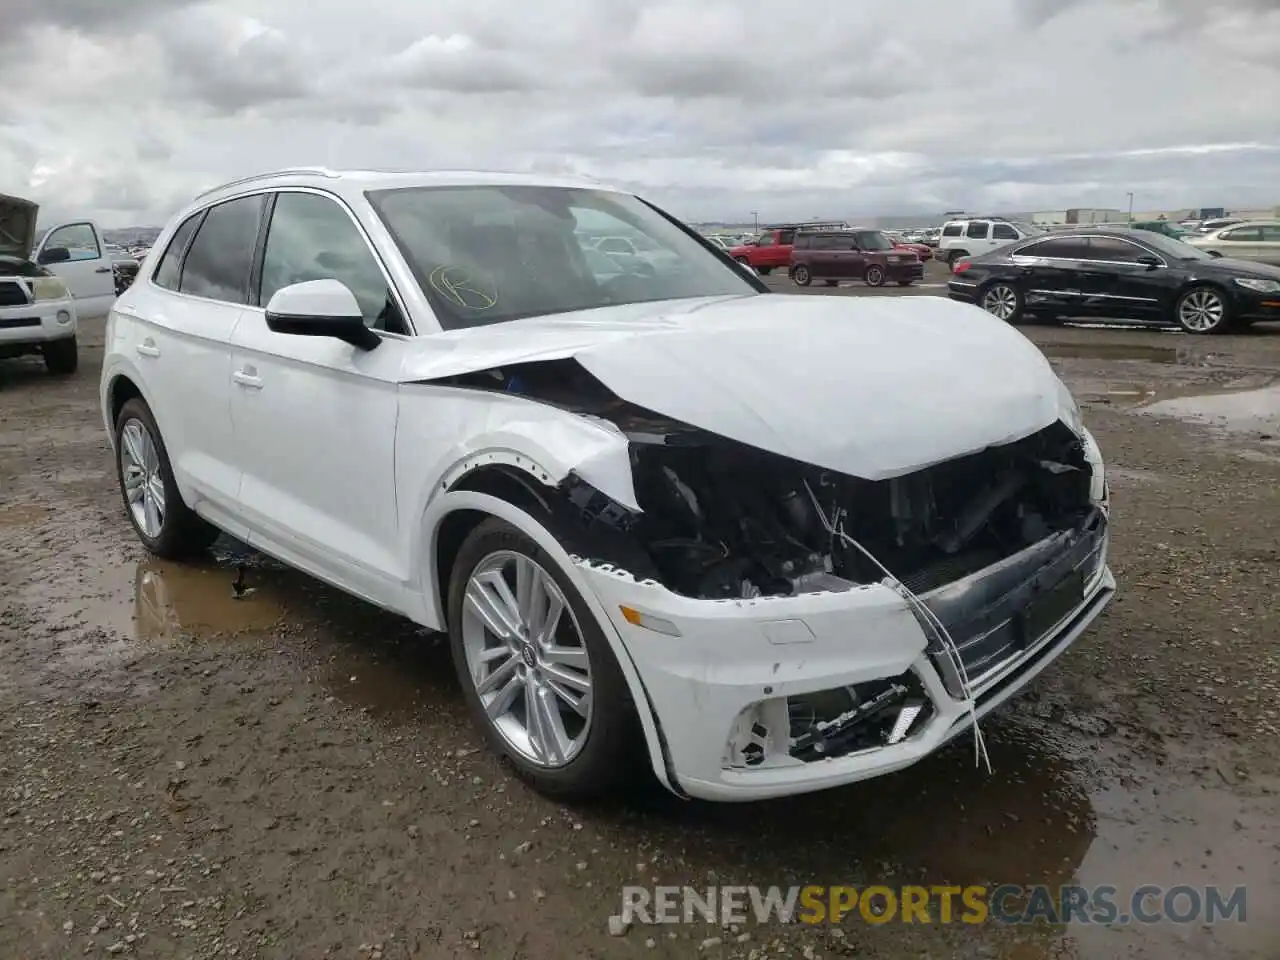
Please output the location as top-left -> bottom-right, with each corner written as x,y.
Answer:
440,358 -> 1097,603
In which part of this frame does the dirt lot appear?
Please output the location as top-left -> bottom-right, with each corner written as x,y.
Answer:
3,272 -> 1280,959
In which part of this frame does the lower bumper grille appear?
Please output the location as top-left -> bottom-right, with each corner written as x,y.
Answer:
919,508 -> 1108,698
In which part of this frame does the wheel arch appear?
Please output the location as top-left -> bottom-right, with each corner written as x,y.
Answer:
1174,279 -> 1235,332
423,487 -> 679,796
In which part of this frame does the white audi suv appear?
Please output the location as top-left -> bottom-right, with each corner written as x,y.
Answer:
100,168 -> 1114,802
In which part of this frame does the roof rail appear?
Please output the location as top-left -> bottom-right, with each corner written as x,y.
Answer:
193,167 -> 341,201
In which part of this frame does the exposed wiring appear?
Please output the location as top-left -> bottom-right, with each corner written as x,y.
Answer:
802,480 -> 992,773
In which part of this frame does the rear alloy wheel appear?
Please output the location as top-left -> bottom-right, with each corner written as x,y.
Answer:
865,265 -> 886,287
447,517 -> 640,798
1176,286 -> 1231,334
114,398 -> 220,558
792,265 -> 812,286
981,283 -> 1024,323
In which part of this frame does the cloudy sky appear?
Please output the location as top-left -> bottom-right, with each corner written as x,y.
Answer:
2,0 -> 1278,228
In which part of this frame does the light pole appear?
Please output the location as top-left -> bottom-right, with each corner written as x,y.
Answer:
751,210 -> 759,231
1127,192 -> 1134,223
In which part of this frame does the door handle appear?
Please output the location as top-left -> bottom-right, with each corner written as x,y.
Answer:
232,369 -> 263,389
135,340 -> 160,358
95,266 -> 113,273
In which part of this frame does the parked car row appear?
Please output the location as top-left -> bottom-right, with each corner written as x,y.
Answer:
727,224 -> 928,287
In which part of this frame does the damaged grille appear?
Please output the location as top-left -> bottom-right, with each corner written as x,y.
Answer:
920,507 -> 1108,697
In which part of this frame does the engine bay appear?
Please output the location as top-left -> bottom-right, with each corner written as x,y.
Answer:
437,358 -> 1096,599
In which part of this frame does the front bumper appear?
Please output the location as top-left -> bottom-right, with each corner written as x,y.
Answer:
0,299 -> 78,353
884,259 -> 925,281
1234,288 -> 1280,322
577,513 -> 1113,802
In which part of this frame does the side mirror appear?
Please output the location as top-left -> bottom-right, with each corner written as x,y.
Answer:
1135,255 -> 1161,270
264,279 -> 380,350
38,246 -> 71,264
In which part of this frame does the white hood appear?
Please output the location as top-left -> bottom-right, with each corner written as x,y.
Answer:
0,193 -> 39,261
403,294 -> 1071,481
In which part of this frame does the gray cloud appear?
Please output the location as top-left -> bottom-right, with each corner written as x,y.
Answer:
1,0 -> 1278,228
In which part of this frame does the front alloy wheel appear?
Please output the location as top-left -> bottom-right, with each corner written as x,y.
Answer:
1176,286 -> 1230,334
865,265 -> 885,287
982,283 -> 1023,322
460,550 -> 593,767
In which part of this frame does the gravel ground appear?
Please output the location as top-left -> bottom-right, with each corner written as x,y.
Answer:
3,272 -> 1280,959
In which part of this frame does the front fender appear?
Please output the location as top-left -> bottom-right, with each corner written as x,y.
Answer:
419,489 -> 677,796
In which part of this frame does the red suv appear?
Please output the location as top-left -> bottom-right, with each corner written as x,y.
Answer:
789,229 -> 924,287
729,222 -> 846,274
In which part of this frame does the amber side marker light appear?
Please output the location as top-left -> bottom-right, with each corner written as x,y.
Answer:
619,605 -> 682,637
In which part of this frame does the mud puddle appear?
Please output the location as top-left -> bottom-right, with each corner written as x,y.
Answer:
15,534 -> 455,718
609,709 -> 1279,956
1141,383 -> 1280,440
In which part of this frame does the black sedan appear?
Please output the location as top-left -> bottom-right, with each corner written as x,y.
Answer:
948,229 -> 1280,334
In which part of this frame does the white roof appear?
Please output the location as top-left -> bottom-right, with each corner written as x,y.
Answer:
192,167 -> 622,208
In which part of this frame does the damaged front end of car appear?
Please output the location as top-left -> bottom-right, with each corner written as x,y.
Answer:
431,355 -> 1112,798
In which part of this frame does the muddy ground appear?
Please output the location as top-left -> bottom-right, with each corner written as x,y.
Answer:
3,276 -> 1280,959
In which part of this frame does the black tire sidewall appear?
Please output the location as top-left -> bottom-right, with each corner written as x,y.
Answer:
446,517 -> 640,797
43,337 -> 77,374
793,266 -> 811,286
866,266 -> 885,286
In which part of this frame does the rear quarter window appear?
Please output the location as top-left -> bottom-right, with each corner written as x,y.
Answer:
942,224 -> 963,237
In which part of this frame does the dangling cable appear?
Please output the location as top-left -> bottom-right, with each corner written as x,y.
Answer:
803,481 -> 993,773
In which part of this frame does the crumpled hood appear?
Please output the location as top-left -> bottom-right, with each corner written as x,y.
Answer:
0,193 -> 39,261
403,294 -> 1070,481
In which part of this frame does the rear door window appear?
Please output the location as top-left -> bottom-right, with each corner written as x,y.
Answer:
178,195 -> 266,304
152,212 -> 204,291
1016,237 -> 1090,260
965,221 -> 990,239
942,223 -> 963,237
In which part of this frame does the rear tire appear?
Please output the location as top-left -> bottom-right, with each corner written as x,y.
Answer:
446,517 -> 642,799
948,250 -> 970,267
757,266 -> 773,275
792,265 -> 812,286
43,336 -> 78,375
114,398 -> 220,558
980,282 -> 1025,323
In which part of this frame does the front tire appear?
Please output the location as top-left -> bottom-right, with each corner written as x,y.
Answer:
114,398 -> 220,558
980,282 -> 1025,323
792,265 -> 812,286
446,517 -> 641,799
1175,285 -> 1232,334
43,336 -> 78,375
865,265 -> 886,287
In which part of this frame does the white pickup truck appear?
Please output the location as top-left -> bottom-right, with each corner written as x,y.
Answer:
1,192 -> 116,375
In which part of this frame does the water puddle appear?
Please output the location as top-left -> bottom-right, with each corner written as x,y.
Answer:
1141,384 -> 1280,440
1041,342 -> 1185,364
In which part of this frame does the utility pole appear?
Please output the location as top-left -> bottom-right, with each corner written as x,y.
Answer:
1127,192 -> 1134,223
751,211 -> 759,231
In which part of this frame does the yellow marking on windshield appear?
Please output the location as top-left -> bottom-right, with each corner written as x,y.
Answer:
428,265 -> 498,310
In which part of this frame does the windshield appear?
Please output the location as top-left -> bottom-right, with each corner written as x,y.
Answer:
853,230 -> 894,251
366,185 -> 758,329
1138,231 -> 1216,260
